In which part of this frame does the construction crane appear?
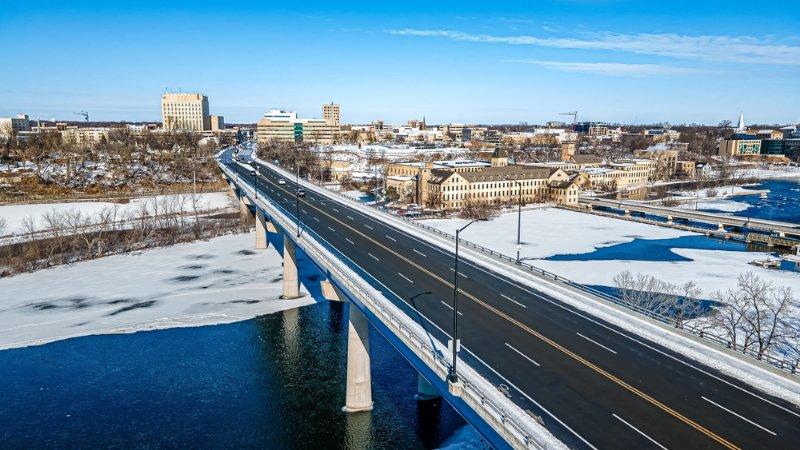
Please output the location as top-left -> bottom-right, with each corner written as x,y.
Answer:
559,111 -> 578,125
73,111 -> 89,122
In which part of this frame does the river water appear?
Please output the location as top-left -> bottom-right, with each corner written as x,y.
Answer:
0,301 -> 476,448
0,229 -> 480,449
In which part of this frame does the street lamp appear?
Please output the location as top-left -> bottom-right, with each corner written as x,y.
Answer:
295,159 -> 301,237
449,218 -> 485,384
507,176 -> 523,263
251,168 -> 258,201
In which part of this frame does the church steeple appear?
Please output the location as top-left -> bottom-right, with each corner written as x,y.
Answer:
736,112 -> 746,132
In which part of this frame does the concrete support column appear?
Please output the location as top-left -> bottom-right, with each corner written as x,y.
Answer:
415,373 -> 440,401
344,303 -> 373,412
667,215 -> 674,225
239,196 -> 250,218
282,234 -> 301,299
717,223 -> 725,232
624,209 -> 631,217
255,210 -> 268,249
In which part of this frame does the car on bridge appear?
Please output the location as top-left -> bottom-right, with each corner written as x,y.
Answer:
297,188 -> 306,198
278,179 -> 286,185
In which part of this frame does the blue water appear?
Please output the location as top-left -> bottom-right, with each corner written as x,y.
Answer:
0,303 -> 468,448
546,235 -> 744,262
0,229 -> 473,448
730,179 -> 800,223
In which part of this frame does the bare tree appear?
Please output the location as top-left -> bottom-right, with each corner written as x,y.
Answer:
710,272 -> 797,358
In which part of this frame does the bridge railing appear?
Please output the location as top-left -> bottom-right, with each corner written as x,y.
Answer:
221,161 -> 558,450
257,159 -> 799,377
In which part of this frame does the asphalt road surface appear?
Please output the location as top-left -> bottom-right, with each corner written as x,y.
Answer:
226,153 -> 800,450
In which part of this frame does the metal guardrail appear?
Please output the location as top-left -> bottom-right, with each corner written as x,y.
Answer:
290,165 -> 800,376
221,161 -> 552,450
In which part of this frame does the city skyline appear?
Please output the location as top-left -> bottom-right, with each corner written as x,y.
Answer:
1,0 -> 799,124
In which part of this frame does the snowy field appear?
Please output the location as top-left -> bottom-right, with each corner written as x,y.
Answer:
0,232 -> 313,350
421,207 -> 800,298
0,192 -> 232,236
423,207 -> 690,260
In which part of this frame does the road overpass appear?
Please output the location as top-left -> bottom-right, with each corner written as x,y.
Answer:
221,148 -> 800,449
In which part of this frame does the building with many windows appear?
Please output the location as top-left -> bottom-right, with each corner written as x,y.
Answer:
0,114 -> 31,137
718,134 -> 762,157
161,93 -> 210,131
322,103 -> 340,125
256,109 -> 338,145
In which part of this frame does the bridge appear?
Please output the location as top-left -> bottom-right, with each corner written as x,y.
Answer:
581,198 -> 800,241
219,147 -> 800,449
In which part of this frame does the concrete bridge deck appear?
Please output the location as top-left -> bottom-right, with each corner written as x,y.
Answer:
581,197 -> 800,239
222,149 -> 800,450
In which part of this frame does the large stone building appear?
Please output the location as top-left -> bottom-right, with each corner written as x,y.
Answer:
322,103 -> 340,125
256,109 -> 338,145
161,93 -> 210,132
389,147 -> 580,209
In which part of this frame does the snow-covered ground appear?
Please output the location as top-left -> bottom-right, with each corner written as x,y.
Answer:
0,192 -> 232,236
423,207 -> 690,259
0,232 -> 313,350
421,207 -> 800,298
320,144 -> 466,160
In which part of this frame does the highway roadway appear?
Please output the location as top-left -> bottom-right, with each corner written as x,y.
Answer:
225,153 -> 800,449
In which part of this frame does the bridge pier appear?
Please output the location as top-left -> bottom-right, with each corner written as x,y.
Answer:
344,302 -> 373,412
667,215 -> 673,225
239,196 -> 250,218
255,209 -> 268,249
717,223 -> 726,232
624,209 -> 631,217
281,234 -> 301,299
416,373 -> 440,401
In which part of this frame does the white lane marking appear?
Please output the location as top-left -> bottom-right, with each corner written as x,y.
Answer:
395,225 -> 800,419
576,332 -> 617,354
413,249 -> 427,257
398,272 -> 414,283
313,217 -> 320,222
347,215 -> 355,220
505,342 -> 540,367
441,301 -> 464,316
302,209 -> 309,214
364,224 -> 373,230
328,226 -> 335,232
385,234 -> 397,242
701,396 -> 777,436
448,267 -> 469,278
319,201 -> 326,206
368,253 -> 379,261
332,208 -> 339,212
501,294 -> 527,308
243,162 -> 596,447
346,238 -> 355,245
612,414 -> 668,450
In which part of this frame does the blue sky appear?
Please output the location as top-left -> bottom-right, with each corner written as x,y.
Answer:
1,0 -> 798,125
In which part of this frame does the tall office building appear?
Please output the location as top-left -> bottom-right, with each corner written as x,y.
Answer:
322,102 -> 340,125
161,93 -> 210,131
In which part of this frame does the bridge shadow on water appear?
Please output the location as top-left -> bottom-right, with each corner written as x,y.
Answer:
0,234 -> 477,448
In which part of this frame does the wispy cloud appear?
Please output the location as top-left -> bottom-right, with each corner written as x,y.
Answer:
389,29 -> 800,65
506,60 -> 707,76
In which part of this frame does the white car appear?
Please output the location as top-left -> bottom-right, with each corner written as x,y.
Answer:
278,179 -> 286,185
